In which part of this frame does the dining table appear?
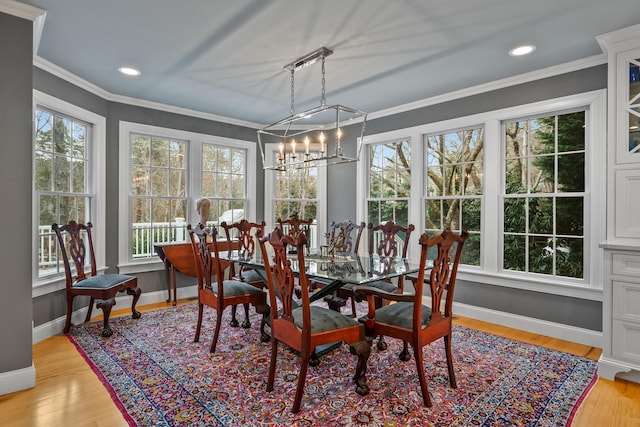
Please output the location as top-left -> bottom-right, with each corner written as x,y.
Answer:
224,249 -> 420,309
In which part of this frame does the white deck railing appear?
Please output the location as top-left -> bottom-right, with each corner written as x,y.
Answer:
39,219 -> 319,267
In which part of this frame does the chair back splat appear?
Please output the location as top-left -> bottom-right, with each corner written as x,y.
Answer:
257,227 -> 370,413
52,220 -> 141,337
354,228 -> 468,407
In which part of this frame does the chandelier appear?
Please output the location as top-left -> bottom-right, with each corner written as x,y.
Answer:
257,47 -> 367,171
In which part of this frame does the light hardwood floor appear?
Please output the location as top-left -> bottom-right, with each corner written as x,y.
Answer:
1,300 -> 639,427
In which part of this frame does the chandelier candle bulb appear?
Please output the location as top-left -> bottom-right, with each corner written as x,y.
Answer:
319,132 -> 325,153
279,143 -> 284,160
305,136 -> 310,154
291,139 -> 296,158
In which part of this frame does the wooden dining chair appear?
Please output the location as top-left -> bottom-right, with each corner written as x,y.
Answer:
310,219 -> 366,311
257,227 -> 370,413
221,219 -> 267,328
353,228 -> 469,407
52,221 -> 141,337
277,213 -> 313,248
188,224 -> 269,353
337,221 -> 415,321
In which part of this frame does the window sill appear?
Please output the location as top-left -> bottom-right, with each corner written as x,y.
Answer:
117,259 -> 165,275
456,267 -> 603,301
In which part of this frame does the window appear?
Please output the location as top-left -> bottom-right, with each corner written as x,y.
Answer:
367,140 -> 411,225
33,91 -> 106,295
264,146 -> 327,248
358,91 -> 605,298
35,107 -> 92,276
425,128 -> 483,265
503,111 -> 585,279
201,143 -> 247,230
130,134 -> 188,260
119,122 -> 257,272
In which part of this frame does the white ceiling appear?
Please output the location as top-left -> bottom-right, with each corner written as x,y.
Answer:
21,0 -> 640,126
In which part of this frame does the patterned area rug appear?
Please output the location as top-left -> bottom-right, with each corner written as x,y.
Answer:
68,303 -> 597,426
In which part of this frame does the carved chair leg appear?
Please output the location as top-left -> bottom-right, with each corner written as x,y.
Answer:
230,305 -> 240,327
266,340 -> 278,392
241,303 -> 251,329
292,354 -> 310,413
376,335 -> 388,351
444,334 -> 457,389
399,341 -> 411,361
309,350 -> 320,367
256,303 -> 271,342
126,286 -> 142,319
210,310 -> 224,353
194,303 -> 204,343
64,296 -> 75,334
414,344 -> 432,407
96,297 -> 116,338
349,340 -> 371,396
84,297 -> 95,323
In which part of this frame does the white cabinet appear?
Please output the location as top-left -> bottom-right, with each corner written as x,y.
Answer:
597,24 -> 640,383
600,248 -> 640,381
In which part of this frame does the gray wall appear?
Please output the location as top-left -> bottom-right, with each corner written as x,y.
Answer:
0,13 -> 34,374
328,65 -> 607,331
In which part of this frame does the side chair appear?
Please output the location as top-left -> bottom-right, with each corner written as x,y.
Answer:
310,219 -> 366,311
188,224 -> 269,353
353,228 -> 469,407
52,220 -> 141,337
221,219 -> 267,328
337,221 -> 415,322
257,227 -> 370,413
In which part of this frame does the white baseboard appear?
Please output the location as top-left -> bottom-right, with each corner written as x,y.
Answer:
32,286 -> 198,344
452,300 -> 603,348
0,364 -> 36,396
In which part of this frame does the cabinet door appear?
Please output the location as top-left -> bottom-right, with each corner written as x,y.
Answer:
616,49 -> 640,164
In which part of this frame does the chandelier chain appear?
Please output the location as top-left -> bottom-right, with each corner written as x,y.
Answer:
321,55 -> 326,106
290,69 -> 295,116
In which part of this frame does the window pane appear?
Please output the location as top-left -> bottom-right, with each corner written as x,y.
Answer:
505,158 -> 527,194
151,138 -> 169,167
72,159 -> 85,193
35,110 -> 53,152
504,234 -> 526,271
169,169 -> 186,197
39,195 -> 57,226
556,237 -> 584,278
556,197 -> 583,236
54,155 -> 70,192
169,140 -> 186,168
529,235 -> 553,274
503,198 -> 526,233
462,233 -> 481,266
530,156 -> 554,193
131,135 -> 150,165
529,197 -> 553,234
557,153 -> 584,192
151,168 -> 169,196
425,199 -> 442,231
53,116 -> 71,155
35,151 -> 52,191
462,199 -> 481,231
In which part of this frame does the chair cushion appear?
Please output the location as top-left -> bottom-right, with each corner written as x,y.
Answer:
239,269 -> 266,284
220,280 -> 265,297
293,305 -> 360,333
363,302 -> 432,330
342,280 -> 398,293
73,274 -> 134,289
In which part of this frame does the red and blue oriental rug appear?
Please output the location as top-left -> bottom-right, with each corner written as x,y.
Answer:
68,303 -> 597,426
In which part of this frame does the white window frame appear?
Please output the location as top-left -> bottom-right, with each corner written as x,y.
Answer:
263,144 -> 327,242
118,121 -> 257,274
358,90 -> 606,301
32,90 -> 107,297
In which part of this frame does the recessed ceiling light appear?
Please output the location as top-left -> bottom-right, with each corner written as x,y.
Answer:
118,67 -> 141,76
509,45 -> 536,57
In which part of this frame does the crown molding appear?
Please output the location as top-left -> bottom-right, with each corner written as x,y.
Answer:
0,0 -> 44,21
367,54 -> 607,121
33,56 -> 264,130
